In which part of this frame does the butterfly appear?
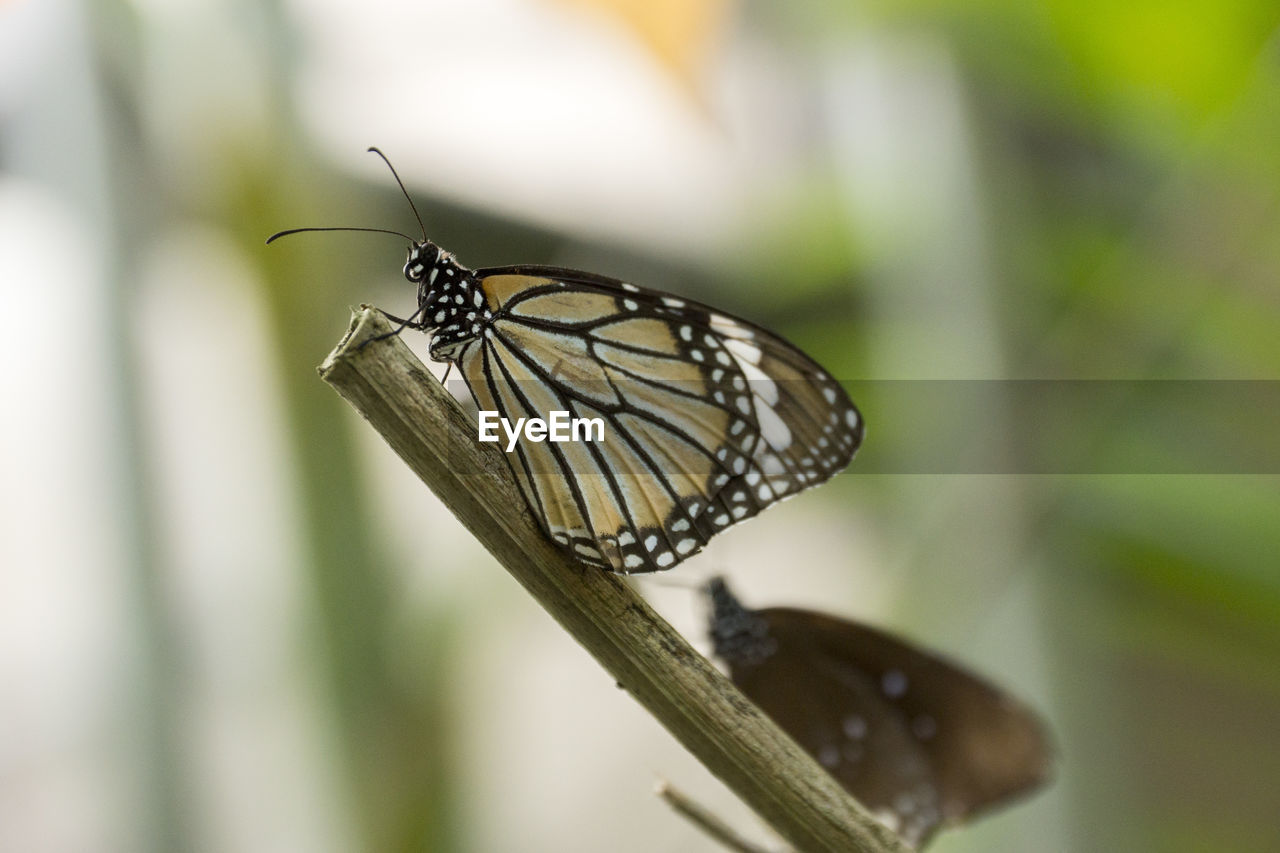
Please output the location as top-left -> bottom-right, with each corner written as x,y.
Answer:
269,149 -> 864,573
706,577 -> 1051,848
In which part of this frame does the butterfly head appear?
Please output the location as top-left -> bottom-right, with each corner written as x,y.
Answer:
706,578 -> 777,669
404,242 -> 474,306
403,241 -> 439,284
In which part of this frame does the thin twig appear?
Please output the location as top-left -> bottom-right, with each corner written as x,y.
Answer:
318,308 -> 909,853
656,780 -> 783,853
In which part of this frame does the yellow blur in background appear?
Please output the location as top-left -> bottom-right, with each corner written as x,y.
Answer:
1,0 -> 1278,851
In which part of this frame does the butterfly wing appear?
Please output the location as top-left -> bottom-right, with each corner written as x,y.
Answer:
456,265 -> 863,573
730,607 -> 1051,846
723,609 -> 945,846
781,609 -> 1054,823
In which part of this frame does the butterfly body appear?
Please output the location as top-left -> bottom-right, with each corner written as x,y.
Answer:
402,242 -> 486,360
388,237 -> 864,574
707,578 -> 1051,847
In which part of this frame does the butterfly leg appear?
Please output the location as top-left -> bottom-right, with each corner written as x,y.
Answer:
355,304 -> 428,351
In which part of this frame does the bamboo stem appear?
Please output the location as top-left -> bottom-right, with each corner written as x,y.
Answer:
656,780 -> 780,853
318,307 -> 908,853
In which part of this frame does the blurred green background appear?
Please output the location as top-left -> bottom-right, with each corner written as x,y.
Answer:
2,0 -> 1277,851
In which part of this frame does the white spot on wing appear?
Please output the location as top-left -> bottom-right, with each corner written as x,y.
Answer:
843,715 -> 867,739
761,454 -> 786,476
724,337 -> 763,365
737,357 -> 778,405
882,669 -> 908,698
755,401 -> 793,451
709,313 -> 754,339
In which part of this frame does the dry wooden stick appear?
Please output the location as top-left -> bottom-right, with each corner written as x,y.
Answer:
318,307 -> 908,853
656,780 -> 781,853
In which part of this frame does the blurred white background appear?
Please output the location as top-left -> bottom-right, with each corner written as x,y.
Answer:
4,0 -> 1278,851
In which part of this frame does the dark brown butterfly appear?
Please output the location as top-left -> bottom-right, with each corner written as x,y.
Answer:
706,577 -> 1052,848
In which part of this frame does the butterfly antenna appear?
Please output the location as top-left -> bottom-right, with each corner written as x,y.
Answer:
367,147 -> 428,242
265,226 -> 417,244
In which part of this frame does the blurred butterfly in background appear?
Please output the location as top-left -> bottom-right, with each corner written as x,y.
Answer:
706,577 -> 1052,848
269,149 -> 864,573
